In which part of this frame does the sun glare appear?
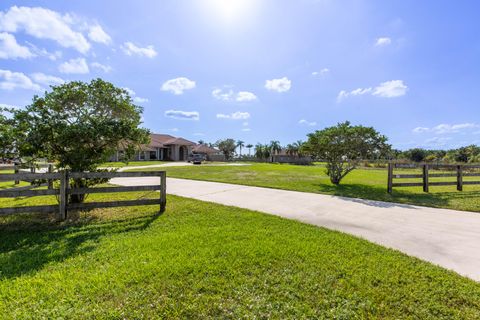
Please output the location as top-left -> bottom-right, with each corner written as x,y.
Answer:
203,0 -> 257,24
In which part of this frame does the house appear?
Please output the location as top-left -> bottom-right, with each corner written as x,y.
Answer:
112,133 -> 196,161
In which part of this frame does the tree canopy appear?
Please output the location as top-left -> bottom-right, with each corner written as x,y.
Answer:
304,121 -> 390,184
0,107 -> 16,161
14,79 -> 150,171
216,139 -> 236,160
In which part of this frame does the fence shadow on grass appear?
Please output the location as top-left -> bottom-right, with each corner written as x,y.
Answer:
0,208 -> 161,279
313,183 -> 451,210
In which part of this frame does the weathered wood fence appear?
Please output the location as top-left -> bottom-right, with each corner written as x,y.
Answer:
387,162 -> 480,193
0,169 -> 166,221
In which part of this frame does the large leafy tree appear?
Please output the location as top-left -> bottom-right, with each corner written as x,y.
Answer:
304,121 -> 390,184
0,107 -> 16,161
14,79 -> 150,202
216,139 -> 236,160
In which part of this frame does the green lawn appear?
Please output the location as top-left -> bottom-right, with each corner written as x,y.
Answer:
1,192 -> 479,318
130,163 -> 480,212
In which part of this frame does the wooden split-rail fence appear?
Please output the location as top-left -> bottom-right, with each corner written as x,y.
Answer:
387,162 -> 480,193
0,165 -> 166,221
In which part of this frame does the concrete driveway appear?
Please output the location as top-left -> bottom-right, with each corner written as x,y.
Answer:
111,176 -> 480,281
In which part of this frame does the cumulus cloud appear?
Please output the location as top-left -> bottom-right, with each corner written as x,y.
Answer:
30,72 -> 64,86
59,57 -> 89,74
413,123 -> 479,134
372,80 -> 408,98
121,42 -> 157,58
90,62 -> 112,73
0,6 -> 91,53
0,69 -> 41,91
161,77 -> 196,95
337,80 -> 407,102
298,119 -> 317,126
165,109 -> 199,120
212,88 -> 234,101
88,24 -> 111,45
212,88 -> 257,102
312,68 -> 330,77
0,32 -> 34,59
122,87 -> 148,104
216,111 -> 250,120
265,77 -> 291,93
375,37 -> 392,47
236,91 -> 257,102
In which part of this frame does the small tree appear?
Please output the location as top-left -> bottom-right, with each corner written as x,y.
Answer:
14,79 -> 150,203
304,121 -> 390,184
0,107 -> 16,161
216,139 -> 236,161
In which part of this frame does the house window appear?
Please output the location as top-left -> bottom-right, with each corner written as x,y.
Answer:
150,151 -> 157,160
139,152 -> 145,160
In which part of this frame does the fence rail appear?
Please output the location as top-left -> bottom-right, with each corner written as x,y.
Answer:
0,169 -> 166,220
387,162 -> 480,193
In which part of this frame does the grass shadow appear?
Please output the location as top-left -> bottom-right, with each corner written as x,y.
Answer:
0,208 -> 161,279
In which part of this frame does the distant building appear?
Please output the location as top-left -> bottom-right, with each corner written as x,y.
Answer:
191,144 -> 224,161
112,133 -> 196,161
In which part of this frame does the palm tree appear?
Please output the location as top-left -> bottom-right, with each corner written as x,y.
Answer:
236,140 -> 245,157
286,144 -> 297,156
197,140 -> 205,145
269,140 -> 282,162
246,144 -> 253,156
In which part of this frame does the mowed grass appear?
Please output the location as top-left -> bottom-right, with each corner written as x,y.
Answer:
131,163 -> 480,212
0,193 -> 480,319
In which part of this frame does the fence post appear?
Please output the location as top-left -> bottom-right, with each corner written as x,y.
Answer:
58,170 -> 67,221
457,165 -> 463,191
14,162 -> 19,185
160,172 -> 167,212
48,164 -> 53,190
387,162 -> 393,193
423,164 -> 429,193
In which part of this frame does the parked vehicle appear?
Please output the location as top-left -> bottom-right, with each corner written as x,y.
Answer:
190,154 -> 205,164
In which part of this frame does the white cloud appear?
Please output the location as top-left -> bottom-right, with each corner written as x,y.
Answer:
59,57 -> 89,74
413,123 -> 479,134
424,137 -> 452,147
337,80 -> 407,102
161,77 -> 196,95
242,121 -> 249,126
121,42 -> 157,58
372,80 -> 407,98
90,62 -> 112,73
236,91 -> 257,102
193,132 -> 205,136
216,111 -> 250,120
265,77 -> 291,93
298,119 -> 317,126
212,88 -> 257,102
88,24 -> 111,45
0,32 -> 34,59
0,69 -> 41,91
312,68 -> 329,77
133,96 -> 148,103
375,37 -> 392,47
165,109 -> 199,120
241,128 -> 251,132
0,6 -> 90,53
212,88 -> 234,101
30,72 -> 64,86
412,127 -> 429,133
122,87 -> 148,104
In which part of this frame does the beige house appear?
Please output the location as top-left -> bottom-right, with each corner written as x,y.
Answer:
112,134 -> 196,161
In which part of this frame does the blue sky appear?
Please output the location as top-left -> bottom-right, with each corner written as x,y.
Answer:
1,0 -> 479,150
